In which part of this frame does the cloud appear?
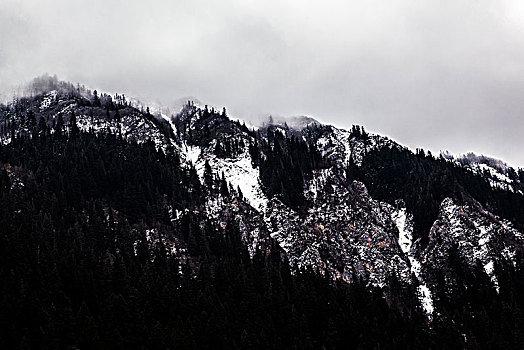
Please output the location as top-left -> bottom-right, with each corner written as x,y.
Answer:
2,0 -> 524,166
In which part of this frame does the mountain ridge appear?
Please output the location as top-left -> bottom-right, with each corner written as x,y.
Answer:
1,77 -> 524,348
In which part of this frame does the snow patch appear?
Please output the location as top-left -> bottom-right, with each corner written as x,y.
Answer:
393,207 -> 434,319
195,151 -> 268,212
417,285 -> 434,315
393,208 -> 411,254
183,144 -> 201,165
40,90 -> 57,110
483,261 -> 500,293
476,163 -> 512,184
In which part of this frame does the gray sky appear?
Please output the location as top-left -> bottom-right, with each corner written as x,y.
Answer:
2,0 -> 524,167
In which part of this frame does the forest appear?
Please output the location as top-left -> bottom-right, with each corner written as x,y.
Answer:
0,129 -> 444,349
0,90 -> 523,348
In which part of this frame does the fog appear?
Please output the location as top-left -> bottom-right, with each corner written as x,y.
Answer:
2,0 -> 524,166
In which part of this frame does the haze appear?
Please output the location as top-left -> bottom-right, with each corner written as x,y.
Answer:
2,0 -> 524,166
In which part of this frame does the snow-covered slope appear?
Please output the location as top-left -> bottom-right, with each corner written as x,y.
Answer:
300,123 -> 401,168
443,152 -> 523,193
422,196 -> 524,297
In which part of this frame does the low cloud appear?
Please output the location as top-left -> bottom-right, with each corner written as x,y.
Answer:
2,0 -> 524,166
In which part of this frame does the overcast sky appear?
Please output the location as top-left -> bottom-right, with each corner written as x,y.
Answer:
2,0 -> 524,166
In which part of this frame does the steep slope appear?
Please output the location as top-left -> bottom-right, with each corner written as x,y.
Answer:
168,102 -> 524,323
2,77 -> 524,347
423,196 -> 524,292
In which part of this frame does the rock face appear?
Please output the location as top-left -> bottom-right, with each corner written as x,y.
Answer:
168,101 -> 524,319
423,196 -> 524,293
2,84 -> 524,323
267,174 -> 411,288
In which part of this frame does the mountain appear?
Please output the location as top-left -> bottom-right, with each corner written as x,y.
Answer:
1,77 -> 523,349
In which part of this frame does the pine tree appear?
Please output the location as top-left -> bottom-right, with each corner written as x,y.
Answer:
55,113 -> 64,137
204,160 -> 213,191
70,110 -> 79,136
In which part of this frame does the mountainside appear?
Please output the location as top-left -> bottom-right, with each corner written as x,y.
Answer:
1,78 -> 524,348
